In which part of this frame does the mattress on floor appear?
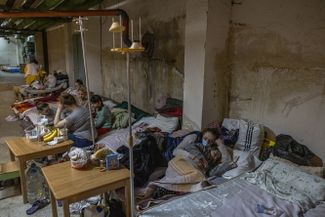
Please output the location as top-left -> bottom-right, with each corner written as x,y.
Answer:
138,176 -> 304,217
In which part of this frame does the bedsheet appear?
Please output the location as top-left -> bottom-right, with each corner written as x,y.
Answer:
138,176 -> 303,217
96,128 -> 143,152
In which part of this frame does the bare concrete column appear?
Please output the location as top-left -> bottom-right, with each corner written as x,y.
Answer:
64,23 -> 74,87
34,32 -> 44,65
183,0 -> 232,129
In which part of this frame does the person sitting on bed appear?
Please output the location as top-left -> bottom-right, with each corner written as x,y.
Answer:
76,86 -> 89,107
36,102 -> 55,125
43,71 -> 57,88
64,79 -> 85,96
90,95 -> 112,137
54,92 -> 94,149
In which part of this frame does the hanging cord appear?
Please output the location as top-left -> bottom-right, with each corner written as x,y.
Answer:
76,16 -> 96,146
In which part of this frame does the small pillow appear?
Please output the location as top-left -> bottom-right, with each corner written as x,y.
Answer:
148,114 -> 178,133
103,100 -> 117,110
235,120 -> 264,157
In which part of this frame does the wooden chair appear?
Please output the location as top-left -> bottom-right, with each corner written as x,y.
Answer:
0,161 -> 20,182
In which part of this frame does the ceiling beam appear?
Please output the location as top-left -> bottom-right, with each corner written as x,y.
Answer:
22,0 -> 36,9
0,9 -> 132,46
5,0 -> 15,11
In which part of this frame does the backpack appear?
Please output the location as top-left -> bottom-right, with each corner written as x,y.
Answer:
273,134 -> 322,166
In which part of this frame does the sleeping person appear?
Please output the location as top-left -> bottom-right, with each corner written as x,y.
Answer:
139,128 -> 237,202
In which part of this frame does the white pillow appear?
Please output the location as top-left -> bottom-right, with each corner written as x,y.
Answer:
103,100 -> 117,110
222,150 -> 261,179
148,114 -> 178,133
235,120 -> 264,157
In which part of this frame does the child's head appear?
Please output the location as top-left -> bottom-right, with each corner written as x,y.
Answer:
90,95 -> 103,110
202,128 -> 220,146
75,79 -> 83,90
36,102 -> 50,115
209,144 -> 222,162
77,86 -> 87,100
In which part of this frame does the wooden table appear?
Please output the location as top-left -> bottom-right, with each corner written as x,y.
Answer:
42,161 -> 130,217
5,137 -> 73,204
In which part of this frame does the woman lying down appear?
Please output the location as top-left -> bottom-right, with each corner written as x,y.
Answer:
137,129 -> 238,209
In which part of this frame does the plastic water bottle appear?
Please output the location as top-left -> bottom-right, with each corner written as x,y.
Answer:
26,162 -> 46,204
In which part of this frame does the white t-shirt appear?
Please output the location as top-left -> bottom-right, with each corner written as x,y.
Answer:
25,63 -> 39,77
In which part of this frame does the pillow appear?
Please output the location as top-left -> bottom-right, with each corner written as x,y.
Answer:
103,100 -> 117,110
148,114 -> 178,133
222,118 -> 241,130
222,150 -> 261,179
235,120 -> 264,157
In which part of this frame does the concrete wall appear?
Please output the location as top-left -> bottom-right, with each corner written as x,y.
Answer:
229,0 -> 325,160
183,0 -> 231,129
84,17 -> 102,95
47,26 -> 66,74
45,0 -> 185,112
0,37 -> 23,65
101,0 -> 186,112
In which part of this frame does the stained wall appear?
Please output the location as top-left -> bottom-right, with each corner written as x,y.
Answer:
229,0 -> 325,159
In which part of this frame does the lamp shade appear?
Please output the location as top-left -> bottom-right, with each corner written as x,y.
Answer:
129,40 -> 144,50
109,21 -> 126,32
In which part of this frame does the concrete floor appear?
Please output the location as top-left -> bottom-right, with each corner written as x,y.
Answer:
0,71 -> 75,217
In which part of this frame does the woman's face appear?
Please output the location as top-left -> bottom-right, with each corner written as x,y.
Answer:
202,131 -> 217,146
91,102 -> 101,110
75,82 -> 81,90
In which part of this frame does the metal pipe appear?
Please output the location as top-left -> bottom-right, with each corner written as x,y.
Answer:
0,9 -> 132,47
77,17 -> 96,146
126,52 -> 135,217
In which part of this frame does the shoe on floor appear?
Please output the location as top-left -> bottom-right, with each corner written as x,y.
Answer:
26,199 -> 49,215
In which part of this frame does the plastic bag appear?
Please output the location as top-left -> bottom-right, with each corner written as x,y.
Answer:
68,147 -> 89,168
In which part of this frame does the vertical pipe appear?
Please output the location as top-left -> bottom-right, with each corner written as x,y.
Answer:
119,15 -> 123,48
78,17 -> 96,146
126,52 -> 135,217
112,17 -> 115,48
130,19 -> 134,42
15,37 -> 20,65
139,17 -> 141,42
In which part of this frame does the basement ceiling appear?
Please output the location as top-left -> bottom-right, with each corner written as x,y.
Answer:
0,0 -> 104,37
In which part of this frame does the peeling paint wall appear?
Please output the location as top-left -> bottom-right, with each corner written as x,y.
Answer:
229,0 -> 325,160
101,0 -> 186,113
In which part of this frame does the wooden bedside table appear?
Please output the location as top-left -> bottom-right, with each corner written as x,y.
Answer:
42,161 -> 130,217
5,136 -> 73,203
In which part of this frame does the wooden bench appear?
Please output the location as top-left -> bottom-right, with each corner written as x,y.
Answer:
0,161 -> 20,181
